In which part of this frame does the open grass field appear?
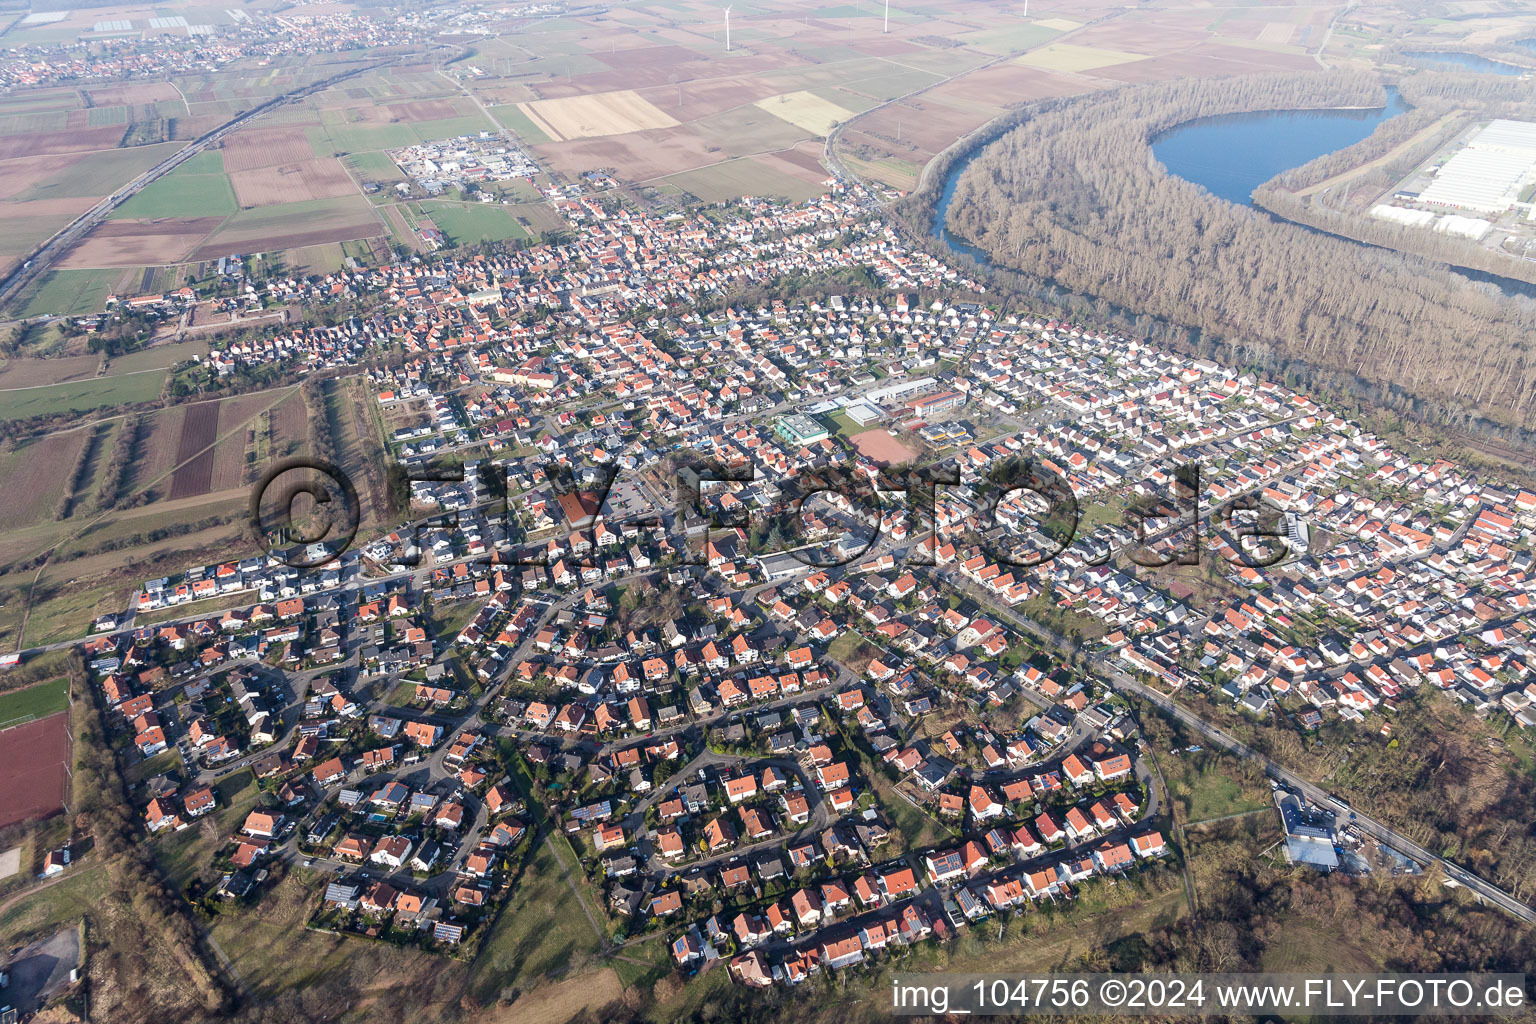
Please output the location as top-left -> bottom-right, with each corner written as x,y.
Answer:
154,769 -> 258,889
0,861 -> 106,947
0,366 -> 164,419
12,143 -> 179,201
416,200 -> 532,245
209,868 -> 462,1001
752,90 -> 855,135
342,150 -> 406,186
266,387 -> 310,459
109,163 -> 238,219
519,90 -> 679,141
486,968 -> 625,1024
6,268 -> 127,319
489,104 -> 552,144
0,711 -> 69,828
0,677 -> 69,730
468,841 -> 605,1004
0,353 -> 101,390
306,122 -> 419,157
1160,746 -> 1271,823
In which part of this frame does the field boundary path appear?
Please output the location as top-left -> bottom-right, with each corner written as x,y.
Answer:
0,52 -> 417,317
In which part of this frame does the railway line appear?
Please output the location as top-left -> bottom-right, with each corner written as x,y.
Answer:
0,51 -> 414,314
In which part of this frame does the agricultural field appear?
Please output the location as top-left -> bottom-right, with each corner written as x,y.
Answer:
58,217 -> 226,270
664,157 -> 826,202
108,156 -> 238,220
6,268 -> 128,320
0,365 -> 165,420
518,90 -> 680,141
1015,42 -> 1153,73
753,90 -> 856,135
192,194 -> 384,259
415,200 -> 532,245
229,157 -> 359,208
0,354 -> 103,390
166,399 -> 220,500
127,389 -> 281,501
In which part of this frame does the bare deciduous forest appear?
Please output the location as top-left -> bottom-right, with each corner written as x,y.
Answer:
932,71 -> 1536,437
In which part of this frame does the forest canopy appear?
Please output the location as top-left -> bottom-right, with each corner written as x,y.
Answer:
937,71 -> 1536,434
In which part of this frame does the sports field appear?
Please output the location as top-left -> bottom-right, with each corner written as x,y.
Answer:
0,677 -> 68,730
0,710 -> 68,828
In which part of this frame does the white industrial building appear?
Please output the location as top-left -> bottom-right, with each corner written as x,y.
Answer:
1370,204 -> 1434,227
1416,118 -> 1536,214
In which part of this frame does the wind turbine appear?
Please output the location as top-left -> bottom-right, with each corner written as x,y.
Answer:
884,0 -> 890,33
723,4 -> 732,52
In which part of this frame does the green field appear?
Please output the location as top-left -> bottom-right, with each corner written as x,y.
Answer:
468,841 -> 604,1003
110,167 -> 237,220
0,110 -> 69,135
0,861 -> 107,947
154,769 -> 258,888
16,144 -> 181,201
0,677 -> 68,728
342,151 -> 404,184
6,268 -> 123,320
86,106 -> 129,127
1163,751 -> 1270,822
488,105 -> 551,144
409,114 -> 495,141
417,200 -> 531,245
0,366 -> 166,419
664,158 -> 825,202
307,123 -> 418,156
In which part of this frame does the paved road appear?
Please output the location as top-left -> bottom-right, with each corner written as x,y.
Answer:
0,55 -> 410,314
954,573 -> 1536,925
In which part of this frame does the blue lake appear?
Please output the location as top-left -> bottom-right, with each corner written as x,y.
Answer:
932,86 -> 1533,297
1404,50 -> 1528,76
1148,87 -> 1409,207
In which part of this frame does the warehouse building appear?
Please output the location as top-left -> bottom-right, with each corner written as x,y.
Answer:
1416,118 -> 1536,214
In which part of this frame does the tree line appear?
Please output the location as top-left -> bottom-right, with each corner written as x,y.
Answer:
1255,71 -> 1536,287
69,655 -> 233,1019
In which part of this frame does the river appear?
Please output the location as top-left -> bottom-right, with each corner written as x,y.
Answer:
932,86 -> 1533,298
933,89 -> 1410,249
